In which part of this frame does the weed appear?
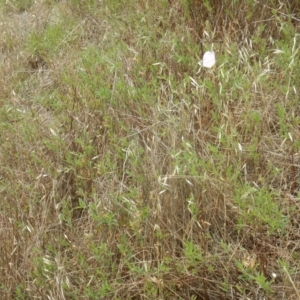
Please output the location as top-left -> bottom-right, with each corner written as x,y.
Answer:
0,0 -> 300,299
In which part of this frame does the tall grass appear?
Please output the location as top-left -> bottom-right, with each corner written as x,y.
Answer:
0,0 -> 300,299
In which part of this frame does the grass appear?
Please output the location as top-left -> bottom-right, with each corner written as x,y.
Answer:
0,0 -> 300,299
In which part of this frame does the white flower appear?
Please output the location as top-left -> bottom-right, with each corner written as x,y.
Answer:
200,51 -> 216,68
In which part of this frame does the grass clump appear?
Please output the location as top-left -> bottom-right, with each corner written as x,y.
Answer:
0,0 -> 300,299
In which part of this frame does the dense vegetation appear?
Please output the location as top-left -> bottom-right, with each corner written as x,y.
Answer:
0,0 -> 300,299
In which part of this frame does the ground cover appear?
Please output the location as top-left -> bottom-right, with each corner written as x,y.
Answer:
0,0 -> 300,299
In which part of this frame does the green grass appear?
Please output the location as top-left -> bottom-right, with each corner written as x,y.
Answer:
0,0 -> 300,299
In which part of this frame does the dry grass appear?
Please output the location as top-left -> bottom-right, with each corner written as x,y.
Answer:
0,0 -> 300,299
